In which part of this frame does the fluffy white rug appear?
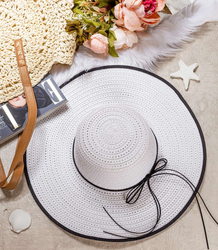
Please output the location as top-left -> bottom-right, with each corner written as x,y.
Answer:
51,0 -> 218,86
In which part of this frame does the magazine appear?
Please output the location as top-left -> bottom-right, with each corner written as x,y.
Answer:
0,74 -> 67,144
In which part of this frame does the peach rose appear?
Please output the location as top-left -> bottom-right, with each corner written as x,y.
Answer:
113,0 -> 166,31
123,7 -> 144,31
114,6 -> 144,31
83,34 -> 108,56
125,0 -> 142,9
114,3 -> 123,19
134,5 -> 146,18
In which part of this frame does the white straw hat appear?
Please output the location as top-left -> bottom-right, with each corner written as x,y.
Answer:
74,105 -> 157,191
24,66 -> 206,241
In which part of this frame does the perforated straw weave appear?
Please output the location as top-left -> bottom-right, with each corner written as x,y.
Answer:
25,66 -> 206,241
74,105 -> 157,190
0,0 -> 76,103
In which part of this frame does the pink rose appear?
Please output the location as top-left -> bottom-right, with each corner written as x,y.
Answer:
139,0 -> 165,26
142,0 -> 166,16
83,34 -> 108,56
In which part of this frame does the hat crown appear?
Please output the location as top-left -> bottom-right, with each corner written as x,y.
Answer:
74,105 -> 157,190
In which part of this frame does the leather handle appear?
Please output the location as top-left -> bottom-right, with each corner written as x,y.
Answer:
0,39 -> 37,190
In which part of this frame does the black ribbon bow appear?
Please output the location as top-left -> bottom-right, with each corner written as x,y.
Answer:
103,158 -> 218,249
125,158 -> 168,204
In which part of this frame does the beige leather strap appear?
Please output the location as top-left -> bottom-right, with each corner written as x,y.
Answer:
0,39 -> 37,190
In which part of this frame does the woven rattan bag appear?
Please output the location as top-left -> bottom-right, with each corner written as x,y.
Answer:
0,0 -> 76,190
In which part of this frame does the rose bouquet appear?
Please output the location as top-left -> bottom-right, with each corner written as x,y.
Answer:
66,0 -> 166,57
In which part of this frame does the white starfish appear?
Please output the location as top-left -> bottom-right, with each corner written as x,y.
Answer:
170,60 -> 200,90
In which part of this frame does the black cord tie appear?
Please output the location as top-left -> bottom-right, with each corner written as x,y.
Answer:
125,158 -> 167,204
103,158 -> 218,249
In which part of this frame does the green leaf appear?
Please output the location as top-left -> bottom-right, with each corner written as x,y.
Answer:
78,27 -> 83,37
108,10 -> 115,22
83,18 -> 101,27
107,29 -> 117,47
98,30 -> 108,37
108,29 -> 117,40
108,45 -> 119,57
108,37 -> 114,47
101,22 -> 110,30
98,0 -> 116,7
66,19 -> 81,26
86,26 -> 97,34
74,0 -> 84,5
73,7 -> 84,15
98,0 -> 114,8
98,2 -> 107,8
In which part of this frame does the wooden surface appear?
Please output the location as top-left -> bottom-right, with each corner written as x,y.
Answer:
0,22 -> 218,250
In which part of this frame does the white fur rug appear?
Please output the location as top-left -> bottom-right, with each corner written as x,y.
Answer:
51,0 -> 218,86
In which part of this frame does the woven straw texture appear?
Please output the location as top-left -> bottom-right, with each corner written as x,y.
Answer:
74,105 -> 157,190
0,0 -> 76,104
25,67 -> 205,240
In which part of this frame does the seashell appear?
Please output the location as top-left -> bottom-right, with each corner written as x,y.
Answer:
9,209 -> 31,233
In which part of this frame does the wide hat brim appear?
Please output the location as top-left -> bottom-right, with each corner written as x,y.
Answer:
25,66 -> 206,241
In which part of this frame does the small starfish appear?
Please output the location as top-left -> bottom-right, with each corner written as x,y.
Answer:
170,60 -> 200,90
